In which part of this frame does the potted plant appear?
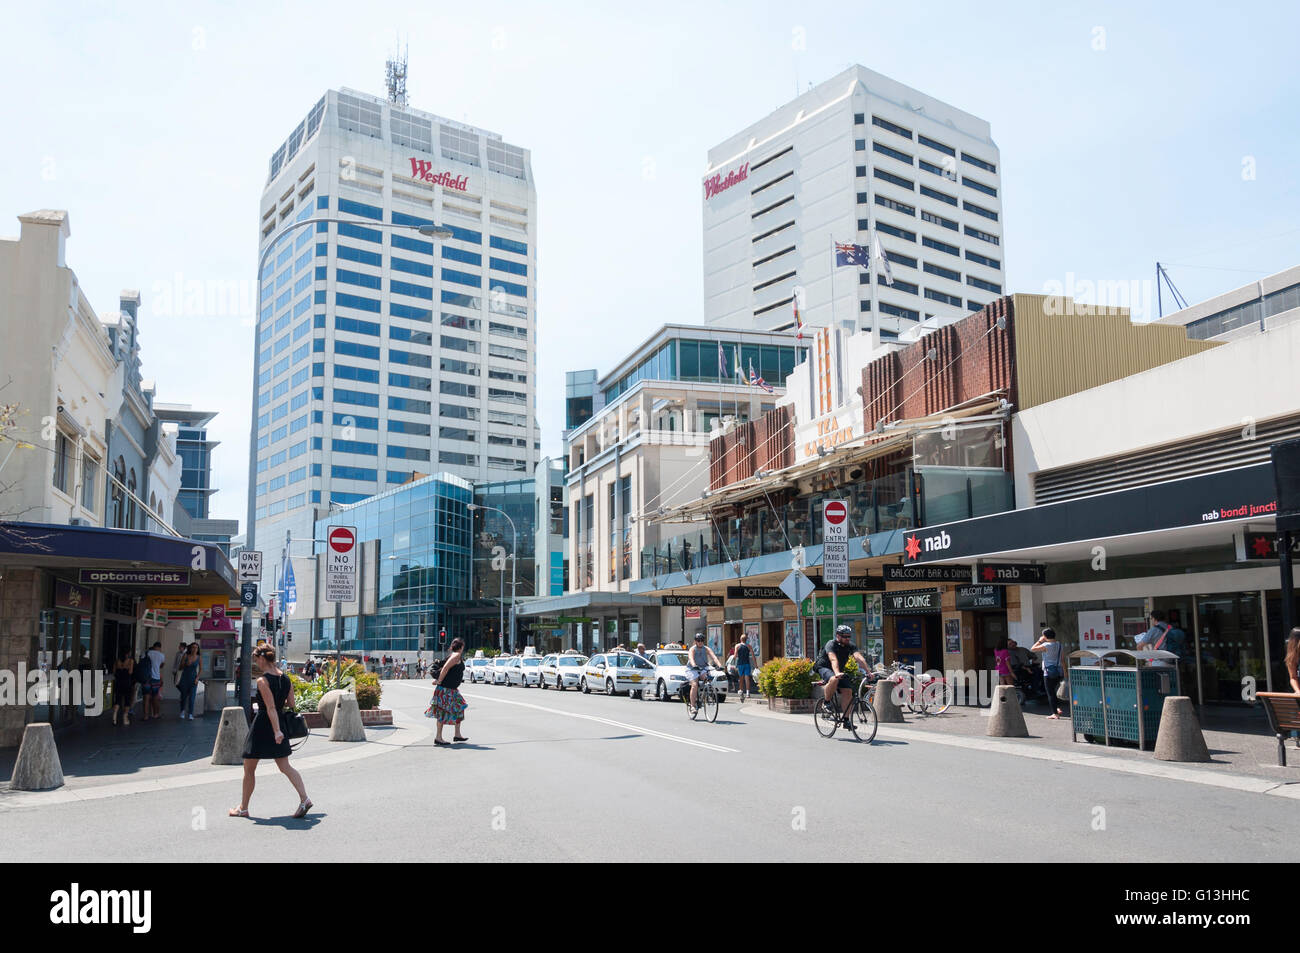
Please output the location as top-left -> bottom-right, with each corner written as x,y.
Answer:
759,658 -> 816,713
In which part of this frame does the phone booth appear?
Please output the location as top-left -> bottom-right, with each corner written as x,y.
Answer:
196,602 -> 237,714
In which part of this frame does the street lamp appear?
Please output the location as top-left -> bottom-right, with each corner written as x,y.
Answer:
242,216 -> 453,708
468,502 -> 517,653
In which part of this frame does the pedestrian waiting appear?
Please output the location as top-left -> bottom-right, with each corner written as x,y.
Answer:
427,637 -> 470,746
177,642 -> 202,719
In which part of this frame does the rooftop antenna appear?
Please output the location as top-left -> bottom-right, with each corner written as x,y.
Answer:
385,39 -> 408,108
1155,262 -> 1189,318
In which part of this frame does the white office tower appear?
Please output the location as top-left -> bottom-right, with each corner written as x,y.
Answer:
703,65 -> 1004,343
251,85 -> 539,559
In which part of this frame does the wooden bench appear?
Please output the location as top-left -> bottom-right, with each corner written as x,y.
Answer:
1257,693 -> 1300,766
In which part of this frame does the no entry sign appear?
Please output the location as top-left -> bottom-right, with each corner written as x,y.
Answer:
325,525 -> 358,602
822,500 -> 849,584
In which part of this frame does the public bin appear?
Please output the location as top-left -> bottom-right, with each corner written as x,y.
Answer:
1068,649 -> 1180,749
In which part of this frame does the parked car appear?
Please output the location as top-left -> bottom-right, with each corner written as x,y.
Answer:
467,657 -> 493,683
541,652 -> 587,690
580,651 -> 656,695
509,655 -> 543,687
491,656 -> 513,685
646,647 -> 729,703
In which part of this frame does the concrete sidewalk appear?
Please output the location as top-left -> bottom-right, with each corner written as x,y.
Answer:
741,693 -> 1300,792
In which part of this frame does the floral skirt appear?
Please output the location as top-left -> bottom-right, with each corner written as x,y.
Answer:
426,686 -> 468,722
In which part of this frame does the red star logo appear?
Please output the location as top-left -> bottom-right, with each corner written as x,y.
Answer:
981,566 -> 996,582
1251,536 -> 1272,558
904,535 -> 921,560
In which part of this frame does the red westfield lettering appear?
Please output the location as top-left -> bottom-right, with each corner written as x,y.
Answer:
704,162 -> 749,200
408,158 -> 468,191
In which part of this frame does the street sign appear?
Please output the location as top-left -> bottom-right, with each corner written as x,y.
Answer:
325,525 -> 358,602
779,569 -> 815,607
238,550 -> 263,583
240,583 -> 258,608
822,500 -> 849,585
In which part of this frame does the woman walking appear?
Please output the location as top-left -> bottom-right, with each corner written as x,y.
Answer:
229,646 -> 312,819
177,642 -> 201,720
427,637 -> 469,746
111,649 -> 134,725
1031,627 -> 1067,719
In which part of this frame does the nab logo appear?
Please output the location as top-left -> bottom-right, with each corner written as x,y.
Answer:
904,531 -> 950,560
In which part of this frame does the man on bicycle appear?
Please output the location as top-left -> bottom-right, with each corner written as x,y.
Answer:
815,624 -> 870,717
686,633 -> 722,716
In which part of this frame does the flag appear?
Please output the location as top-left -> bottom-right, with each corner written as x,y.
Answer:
285,558 -> 298,617
717,341 -> 726,380
748,359 -> 774,394
873,232 -> 895,287
734,351 -> 746,383
793,295 -> 804,343
834,241 -> 870,267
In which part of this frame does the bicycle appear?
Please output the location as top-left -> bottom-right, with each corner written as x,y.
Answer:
678,673 -> 719,723
877,661 -> 954,715
813,673 -> 877,743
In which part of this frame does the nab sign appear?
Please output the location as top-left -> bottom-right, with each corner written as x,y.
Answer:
325,525 -> 358,603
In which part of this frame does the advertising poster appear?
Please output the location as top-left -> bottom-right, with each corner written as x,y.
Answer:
1078,610 -> 1116,651
707,624 -> 722,657
784,620 -> 802,658
944,617 -> 961,654
744,622 -> 761,665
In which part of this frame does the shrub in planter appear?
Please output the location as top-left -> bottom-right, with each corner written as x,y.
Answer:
756,659 -> 783,698
354,671 -> 383,710
290,676 -> 324,713
773,658 -> 814,699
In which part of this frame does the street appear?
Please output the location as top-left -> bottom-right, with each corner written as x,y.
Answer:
2,680 -> 1297,863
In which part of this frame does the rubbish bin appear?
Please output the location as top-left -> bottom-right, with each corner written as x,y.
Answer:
1068,649 -> 1180,749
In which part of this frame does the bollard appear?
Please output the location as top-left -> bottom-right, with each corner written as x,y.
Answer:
1153,696 -> 1210,762
872,677 -> 906,724
318,689 -> 347,727
328,692 -> 366,742
211,706 -> 250,765
10,723 -> 64,790
986,685 -> 1030,737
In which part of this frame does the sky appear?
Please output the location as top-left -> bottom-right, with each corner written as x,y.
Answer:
2,0 -> 1298,525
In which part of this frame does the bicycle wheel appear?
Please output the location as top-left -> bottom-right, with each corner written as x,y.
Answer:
924,678 -> 954,714
812,696 -> 838,739
703,684 -> 719,723
851,695 -> 878,743
902,676 -> 923,713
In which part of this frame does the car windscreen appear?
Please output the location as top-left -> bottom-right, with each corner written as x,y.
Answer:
558,657 -> 584,666
657,653 -> 688,666
523,658 -> 541,666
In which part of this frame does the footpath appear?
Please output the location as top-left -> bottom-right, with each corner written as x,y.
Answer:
0,696 -> 431,812
739,693 -> 1300,799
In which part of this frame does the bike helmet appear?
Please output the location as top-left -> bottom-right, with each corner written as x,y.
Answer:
835,624 -> 853,636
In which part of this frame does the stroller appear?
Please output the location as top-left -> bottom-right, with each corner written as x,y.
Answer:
1011,659 -> 1047,706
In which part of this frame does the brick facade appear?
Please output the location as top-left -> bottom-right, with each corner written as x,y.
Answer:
0,568 -> 42,746
709,406 -> 793,491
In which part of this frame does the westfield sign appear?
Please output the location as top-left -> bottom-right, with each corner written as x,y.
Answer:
704,162 -> 749,200
408,158 -> 468,192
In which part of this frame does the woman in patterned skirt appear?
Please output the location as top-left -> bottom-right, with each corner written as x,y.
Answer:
426,637 -> 469,746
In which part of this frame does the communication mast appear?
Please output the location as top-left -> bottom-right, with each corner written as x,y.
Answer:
386,43 -> 408,108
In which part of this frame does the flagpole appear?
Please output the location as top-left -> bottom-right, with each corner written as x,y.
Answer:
869,229 -> 881,353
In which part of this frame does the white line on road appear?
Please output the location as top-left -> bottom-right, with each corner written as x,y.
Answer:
454,690 -> 740,754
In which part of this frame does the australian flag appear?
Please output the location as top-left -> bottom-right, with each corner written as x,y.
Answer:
834,242 -> 870,267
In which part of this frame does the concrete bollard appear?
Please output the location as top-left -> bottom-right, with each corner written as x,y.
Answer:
10,723 -> 64,790
328,692 -> 366,742
986,685 -> 1030,737
211,707 -> 250,765
872,677 -> 906,724
318,690 -> 347,727
1153,696 -> 1211,762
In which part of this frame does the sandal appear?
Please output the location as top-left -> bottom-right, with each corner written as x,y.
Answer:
292,799 -> 313,819
228,807 -> 249,818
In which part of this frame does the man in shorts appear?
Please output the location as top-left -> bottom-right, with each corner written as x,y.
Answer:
734,633 -> 755,700
145,640 -> 167,720
814,625 -> 870,717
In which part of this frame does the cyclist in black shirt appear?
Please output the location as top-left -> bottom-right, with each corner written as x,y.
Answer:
815,624 -> 870,716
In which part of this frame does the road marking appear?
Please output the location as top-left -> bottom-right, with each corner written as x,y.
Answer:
457,690 -> 739,753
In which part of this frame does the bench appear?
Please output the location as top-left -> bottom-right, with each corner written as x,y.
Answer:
1257,693 -> 1300,766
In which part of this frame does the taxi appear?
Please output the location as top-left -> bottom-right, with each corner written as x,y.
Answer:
491,656 -> 513,685
467,657 -> 493,683
646,644 -> 729,703
579,650 -> 656,696
540,651 -> 587,690
508,655 -> 543,687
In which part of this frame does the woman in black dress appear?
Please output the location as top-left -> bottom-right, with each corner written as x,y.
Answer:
229,646 -> 312,819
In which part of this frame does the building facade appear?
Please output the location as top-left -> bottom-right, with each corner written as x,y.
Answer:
250,87 -> 539,561
1155,263 -> 1300,342
703,65 -> 1004,344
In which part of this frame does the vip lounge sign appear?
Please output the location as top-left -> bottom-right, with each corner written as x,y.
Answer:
882,588 -> 941,615
407,158 -> 469,192
703,162 -> 749,200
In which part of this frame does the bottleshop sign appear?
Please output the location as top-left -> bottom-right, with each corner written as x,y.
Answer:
703,162 -> 749,200
727,586 -> 787,601
407,158 -> 469,192
882,588 -> 942,615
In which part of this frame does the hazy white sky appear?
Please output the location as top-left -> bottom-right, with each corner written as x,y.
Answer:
2,0 -> 1297,524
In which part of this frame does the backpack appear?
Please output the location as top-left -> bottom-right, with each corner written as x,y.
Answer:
135,653 -> 152,684
1153,624 -> 1186,661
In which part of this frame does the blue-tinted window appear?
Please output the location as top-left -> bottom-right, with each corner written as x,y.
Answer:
333,413 -> 379,430
312,410 -> 323,423
443,246 -> 482,267
391,234 -> 432,255
338,222 -> 382,244
334,363 -> 380,384
922,236 -> 961,257
275,312 -> 292,333
337,268 -> 381,290
335,339 -> 381,360
294,273 -> 312,295
392,256 -> 434,278
289,440 -> 307,458
313,338 -> 325,352
389,396 -> 433,413
392,278 -> 434,298
336,293 -> 381,314
314,290 -> 326,304
920,185 -> 958,207
332,439 -> 378,456
337,244 -> 383,267
290,413 -> 308,432
290,467 -> 307,484
441,291 -> 479,308
272,380 -> 289,399
316,195 -> 330,209
490,235 -> 527,255
334,388 -> 380,407
389,349 -> 432,368
294,297 -> 311,318
962,176 -> 997,198
490,257 -> 527,277
311,491 -> 321,503
338,198 -> 383,220
294,248 -> 312,273
275,289 -> 291,311
391,303 -> 433,321
388,445 -> 431,461
316,242 -> 328,257
274,356 -> 290,376
489,278 -> 527,297
331,465 -> 378,482
292,343 -> 310,365
270,426 -> 287,443
290,389 -> 310,409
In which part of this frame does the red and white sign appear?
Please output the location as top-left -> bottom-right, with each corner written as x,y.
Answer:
325,525 -> 358,603
408,158 -> 468,192
703,162 -> 749,200
1078,610 -> 1115,652
822,500 -> 850,584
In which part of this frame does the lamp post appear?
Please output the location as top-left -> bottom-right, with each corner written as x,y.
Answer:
468,503 -> 517,653
242,216 -> 452,709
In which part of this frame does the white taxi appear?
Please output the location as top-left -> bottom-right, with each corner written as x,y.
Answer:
467,657 -> 493,684
509,655 -> 543,687
647,646 -> 729,703
491,656 -> 513,685
579,651 -> 656,696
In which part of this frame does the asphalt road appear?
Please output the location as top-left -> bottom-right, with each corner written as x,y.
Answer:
2,678 -> 1297,862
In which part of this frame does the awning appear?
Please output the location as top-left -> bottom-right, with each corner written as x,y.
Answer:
514,591 -> 664,617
